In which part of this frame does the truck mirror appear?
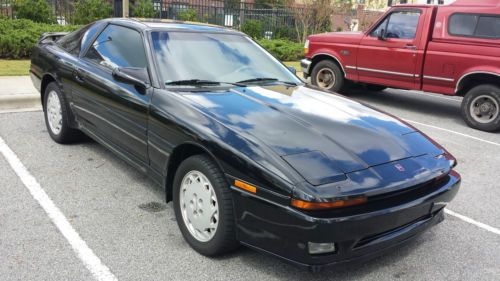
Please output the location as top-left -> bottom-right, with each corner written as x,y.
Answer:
378,28 -> 386,40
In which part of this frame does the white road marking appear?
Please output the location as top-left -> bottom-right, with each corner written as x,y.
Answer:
0,136 -> 118,281
404,119 -> 500,147
405,90 -> 462,102
445,209 -> 500,236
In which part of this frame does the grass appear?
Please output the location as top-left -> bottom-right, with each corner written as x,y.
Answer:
0,59 -> 301,77
0,59 -> 30,76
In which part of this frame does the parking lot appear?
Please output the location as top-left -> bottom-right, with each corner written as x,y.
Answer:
1,87 -> 499,280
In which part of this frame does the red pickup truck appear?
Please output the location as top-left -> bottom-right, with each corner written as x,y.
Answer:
301,0 -> 500,131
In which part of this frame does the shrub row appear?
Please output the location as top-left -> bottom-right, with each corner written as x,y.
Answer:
0,19 -> 80,59
0,19 -> 303,61
257,39 -> 303,61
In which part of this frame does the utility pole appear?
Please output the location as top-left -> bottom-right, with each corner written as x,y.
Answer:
123,0 -> 129,18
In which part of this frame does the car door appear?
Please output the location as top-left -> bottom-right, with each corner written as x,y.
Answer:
356,9 -> 423,89
71,24 -> 151,168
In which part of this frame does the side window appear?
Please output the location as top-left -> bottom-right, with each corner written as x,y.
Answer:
449,13 -> 500,39
57,24 -> 92,55
84,25 -> 148,70
370,11 -> 421,39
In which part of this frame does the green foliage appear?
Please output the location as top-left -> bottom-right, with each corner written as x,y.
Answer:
177,9 -> 198,21
131,0 -> 158,18
12,0 -> 55,24
72,0 -> 112,25
241,20 -> 264,39
257,39 -> 303,61
0,19 -> 80,59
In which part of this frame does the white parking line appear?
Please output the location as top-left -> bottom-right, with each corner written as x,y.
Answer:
445,209 -> 500,236
404,119 -> 500,147
0,136 -> 118,281
405,90 -> 462,102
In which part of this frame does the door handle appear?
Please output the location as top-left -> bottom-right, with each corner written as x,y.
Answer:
404,44 -> 417,50
73,68 -> 86,83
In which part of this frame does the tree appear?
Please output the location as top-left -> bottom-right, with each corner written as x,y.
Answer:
131,0 -> 157,18
12,0 -> 55,24
292,0 -> 335,43
72,0 -> 112,25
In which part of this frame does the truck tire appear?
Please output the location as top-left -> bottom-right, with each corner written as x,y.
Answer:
461,84 -> 500,132
311,60 -> 345,93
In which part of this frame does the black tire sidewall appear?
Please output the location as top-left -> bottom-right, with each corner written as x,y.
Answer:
461,84 -> 500,132
311,60 -> 345,93
173,155 -> 237,256
43,82 -> 71,143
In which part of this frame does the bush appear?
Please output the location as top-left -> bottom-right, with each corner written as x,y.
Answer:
131,0 -> 157,18
12,0 -> 55,24
0,19 -> 80,58
72,0 -> 112,25
257,39 -> 303,61
177,9 -> 198,21
241,20 -> 263,39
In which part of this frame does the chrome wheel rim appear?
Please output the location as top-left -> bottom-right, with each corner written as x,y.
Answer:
316,68 -> 336,89
470,94 -> 499,124
46,90 -> 63,135
179,170 -> 219,242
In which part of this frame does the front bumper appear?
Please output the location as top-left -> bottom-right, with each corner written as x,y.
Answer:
300,59 -> 312,77
232,171 -> 460,271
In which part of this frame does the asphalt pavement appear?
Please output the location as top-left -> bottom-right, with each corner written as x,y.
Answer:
0,87 -> 499,281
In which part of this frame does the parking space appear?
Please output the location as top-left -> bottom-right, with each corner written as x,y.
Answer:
1,89 -> 499,280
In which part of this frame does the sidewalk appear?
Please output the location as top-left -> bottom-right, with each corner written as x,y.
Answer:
0,76 -> 41,112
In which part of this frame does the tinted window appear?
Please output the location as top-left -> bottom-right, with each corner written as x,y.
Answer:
57,24 -> 92,55
449,13 -> 500,39
84,25 -> 147,70
370,10 -> 420,39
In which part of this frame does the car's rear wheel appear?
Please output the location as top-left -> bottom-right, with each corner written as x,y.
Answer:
311,60 -> 345,93
43,82 -> 81,143
173,154 -> 238,256
461,84 -> 500,132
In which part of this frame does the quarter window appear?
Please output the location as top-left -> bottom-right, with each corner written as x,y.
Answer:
370,10 -> 421,40
449,13 -> 500,39
84,25 -> 147,70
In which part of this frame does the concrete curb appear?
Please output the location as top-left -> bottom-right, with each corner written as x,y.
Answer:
0,94 -> 41,111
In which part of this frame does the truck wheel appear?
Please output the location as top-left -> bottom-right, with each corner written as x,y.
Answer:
311,60 -> 345,93
461,84 -> 500,132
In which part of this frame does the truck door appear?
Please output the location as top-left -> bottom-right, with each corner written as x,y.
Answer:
356,8 -> 424,89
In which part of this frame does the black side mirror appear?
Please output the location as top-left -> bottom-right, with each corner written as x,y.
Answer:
378,28 -> 386,40
288,66 -> 297,75
112,67 -> 150,89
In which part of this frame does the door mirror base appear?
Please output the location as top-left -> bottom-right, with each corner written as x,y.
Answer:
378,28 -> 386,41
112,67 -> 150,89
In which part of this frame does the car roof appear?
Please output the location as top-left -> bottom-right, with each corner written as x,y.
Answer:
100,18 -> 243,34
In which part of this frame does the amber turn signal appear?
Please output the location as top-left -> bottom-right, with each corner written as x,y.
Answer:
291,197 -> 367,210
234,180 -> 257,193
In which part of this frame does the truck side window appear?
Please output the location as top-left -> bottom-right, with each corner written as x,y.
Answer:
370,11 -> 421,40
449,13 -> 500,39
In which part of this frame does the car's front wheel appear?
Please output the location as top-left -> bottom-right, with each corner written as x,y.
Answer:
311,60 -> 346,93
43,82 -> 81,143
173,154 -> 239,256
461,84 -> 500,132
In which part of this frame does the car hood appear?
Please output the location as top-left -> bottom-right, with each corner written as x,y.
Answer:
180,85 -> 444,186
309,31 -> 364,44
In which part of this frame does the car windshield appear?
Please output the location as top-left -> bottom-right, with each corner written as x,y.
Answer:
151,31 -> 302,86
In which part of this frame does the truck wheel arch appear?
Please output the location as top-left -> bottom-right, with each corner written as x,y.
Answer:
456,72 -> 500,96
310,53 -> 346,78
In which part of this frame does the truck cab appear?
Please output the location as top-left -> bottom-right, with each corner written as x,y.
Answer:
302,0 -> 500,132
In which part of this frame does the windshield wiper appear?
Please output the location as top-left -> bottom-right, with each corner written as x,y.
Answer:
165,79 -> 245,87
236,77 -> 297,86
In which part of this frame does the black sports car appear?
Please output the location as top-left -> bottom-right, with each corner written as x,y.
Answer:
30,18 -> 460,272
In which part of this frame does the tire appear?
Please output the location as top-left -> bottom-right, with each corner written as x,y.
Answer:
366,84 -> 387,92
311,60 -> 346,93
173,154 -> 238,256
461,84 -> 500,132
43,82 -> 82,143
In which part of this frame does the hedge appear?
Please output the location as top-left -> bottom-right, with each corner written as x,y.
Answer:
0,19 -> 80,59
257,39 -> 303,61
0,19 -> 304,61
